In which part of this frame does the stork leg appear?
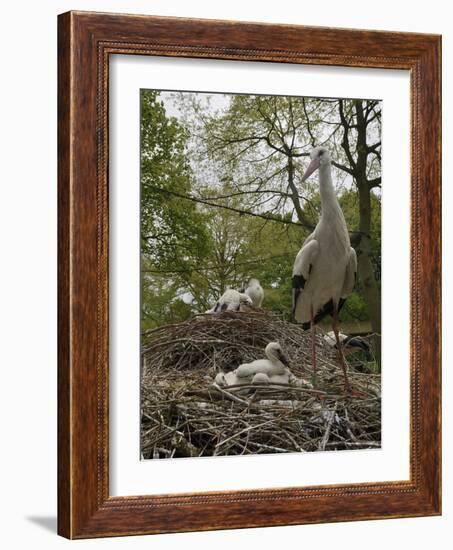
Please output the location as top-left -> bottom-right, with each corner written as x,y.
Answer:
332,307 -> 351,394
310,305 -> 317,386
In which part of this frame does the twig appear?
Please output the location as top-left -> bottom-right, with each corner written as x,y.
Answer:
319,402 -> 338,451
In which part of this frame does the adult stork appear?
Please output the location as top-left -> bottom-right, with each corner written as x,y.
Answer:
323,331 -> 371,357
292,146 -> 357,393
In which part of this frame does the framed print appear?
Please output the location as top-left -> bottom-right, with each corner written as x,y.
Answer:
58,11 -> 441,539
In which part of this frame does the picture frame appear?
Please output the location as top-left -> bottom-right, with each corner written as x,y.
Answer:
58,10 -> 441,539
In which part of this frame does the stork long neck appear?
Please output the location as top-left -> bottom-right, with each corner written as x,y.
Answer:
266,349 -> 278,364
319,162 -> 344,221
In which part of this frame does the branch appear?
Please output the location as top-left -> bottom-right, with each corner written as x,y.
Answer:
287,156 -> 315,229
142,232 -> 174,241
141,253 -> 293,274
367,142 -> 382,162
332,160 -> 354,176
198,187 -> 314,204
288,98 -> 297,149
368,177 -> 381,189
286,150 -> 310,158
338,100 -> 357,170
365,108 -> 381,126
302,98 -> 317,147
255,103 -> 290,155
208,134 -> 264,154
367,142 -> 381,153
147,185 -> 313,230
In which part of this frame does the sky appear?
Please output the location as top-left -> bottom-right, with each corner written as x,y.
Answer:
143,88 -> 382,209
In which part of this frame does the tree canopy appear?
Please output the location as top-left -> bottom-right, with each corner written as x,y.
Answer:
140,90 -> 381,344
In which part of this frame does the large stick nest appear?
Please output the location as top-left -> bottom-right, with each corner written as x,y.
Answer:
141,310 -> 381,459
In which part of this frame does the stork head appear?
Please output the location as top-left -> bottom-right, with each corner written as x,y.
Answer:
265,342 -> 290,368
238,293 -> 253,305
214,372 -> 227,387
301,146 -> 331,181
240,279 -> 252,292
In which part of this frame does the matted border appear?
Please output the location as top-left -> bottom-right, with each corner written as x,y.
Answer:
58,11 -> 441,539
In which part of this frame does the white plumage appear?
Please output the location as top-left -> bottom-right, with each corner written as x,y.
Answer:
235,342 -> 289,379
324,331 -> 371,355
213,342 -> 296,388
212,289 -> 252,313
292,147 -> 357,327
323,331 -> 349,347
251,372 -> 270,385
292,146 -> 357,392
214,372 -> 229,386
243,278 -> 264,307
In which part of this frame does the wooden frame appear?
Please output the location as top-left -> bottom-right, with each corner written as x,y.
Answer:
58,10 -> 441,539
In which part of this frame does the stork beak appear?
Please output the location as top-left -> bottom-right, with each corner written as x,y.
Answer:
301,157 -> 321,181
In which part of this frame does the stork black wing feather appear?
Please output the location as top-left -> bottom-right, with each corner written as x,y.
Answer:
301,298 -> 346,330
344,335 -> 371,353
292,274 -> 307,317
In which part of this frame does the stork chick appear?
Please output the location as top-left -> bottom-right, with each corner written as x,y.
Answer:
235,342 -> 290,379
213,289 -> 252,313
243,278 -> 264,307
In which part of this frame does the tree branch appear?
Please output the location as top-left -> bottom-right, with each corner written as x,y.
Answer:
368,177 -> 381,189
338,99 -> 357,170
147,185 -> 313,230
332,160 -> 354,176
302,98 -> 317,147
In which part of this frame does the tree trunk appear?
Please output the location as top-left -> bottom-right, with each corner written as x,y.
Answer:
356,185 -> 381,366
349,100 -> 382,368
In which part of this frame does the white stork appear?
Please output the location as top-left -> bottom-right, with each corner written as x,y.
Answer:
323,331 -> 371,356
292,146 -> 357,393
235,342 -> 290,379
243,278 -> 264,307
214,342 -> 293,388
212,289 -> 252,313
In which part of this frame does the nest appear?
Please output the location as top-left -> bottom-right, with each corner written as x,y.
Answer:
141,310 -> 381,459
